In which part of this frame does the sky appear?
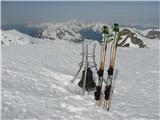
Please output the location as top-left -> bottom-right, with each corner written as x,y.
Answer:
1,1 -> 159,26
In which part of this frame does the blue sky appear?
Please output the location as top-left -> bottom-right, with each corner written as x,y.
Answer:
1,1 -> 159,26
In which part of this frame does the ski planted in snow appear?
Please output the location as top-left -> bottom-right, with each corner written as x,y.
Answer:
103,23 -> 120,111
94,26 -> 109,106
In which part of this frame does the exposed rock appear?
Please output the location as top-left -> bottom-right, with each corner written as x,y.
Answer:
119,29 -> 146,48
123,43 -> 129,47
120,29 -> 131,36
146,30 -> 160,39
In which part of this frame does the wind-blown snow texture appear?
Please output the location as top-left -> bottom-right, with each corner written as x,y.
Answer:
2,33 -> 160,119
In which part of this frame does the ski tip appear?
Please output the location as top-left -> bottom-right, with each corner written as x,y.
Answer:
103,25 -> 108,28
113,23 -> 119,32
114,23 -> 119,26
102,26 -> 109,34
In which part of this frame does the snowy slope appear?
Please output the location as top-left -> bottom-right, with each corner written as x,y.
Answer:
2,38 -> 159,120
1,29 -> 52,46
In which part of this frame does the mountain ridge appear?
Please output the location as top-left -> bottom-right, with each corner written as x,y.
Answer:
1,21 -> 159,48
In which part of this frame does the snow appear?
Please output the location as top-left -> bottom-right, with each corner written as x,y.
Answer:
1,29 -> 52,46
26,21 -> 110,41
26,22 -> 158,48
1,31 -> 160,120
125,38 -> 139,48
2,21 -> 159,48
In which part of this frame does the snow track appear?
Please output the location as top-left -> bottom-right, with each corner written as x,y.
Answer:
2,40 -> 159,120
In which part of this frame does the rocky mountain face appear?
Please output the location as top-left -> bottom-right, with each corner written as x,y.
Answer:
145,30 -> 160,39
119,29 -> 147,48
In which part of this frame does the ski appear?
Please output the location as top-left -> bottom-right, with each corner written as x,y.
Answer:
94,26 -> 109,106
103,23 -> 120,111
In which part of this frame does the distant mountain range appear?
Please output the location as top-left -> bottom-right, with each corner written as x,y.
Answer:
1,21 -> 159,48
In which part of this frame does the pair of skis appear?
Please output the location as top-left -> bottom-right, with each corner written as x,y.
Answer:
94,23 -> 120,111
